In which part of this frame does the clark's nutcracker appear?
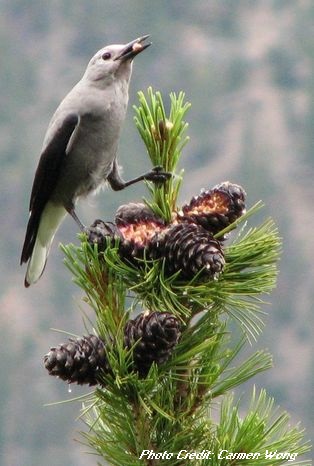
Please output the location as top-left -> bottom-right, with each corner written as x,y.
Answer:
21,35 -> 168,287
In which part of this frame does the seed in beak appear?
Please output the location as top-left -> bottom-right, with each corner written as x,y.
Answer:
132,42 -> 143,53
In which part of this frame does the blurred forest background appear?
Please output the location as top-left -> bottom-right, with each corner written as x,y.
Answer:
0,1 -> 313,465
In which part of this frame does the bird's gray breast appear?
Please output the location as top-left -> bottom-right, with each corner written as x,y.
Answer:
46,77 -> 129,207
52,103 -> 126,205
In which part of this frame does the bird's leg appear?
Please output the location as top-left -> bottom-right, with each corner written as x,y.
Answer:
67,208 -> 86,231
68,207 -> 122,246
108,161 -> 171,192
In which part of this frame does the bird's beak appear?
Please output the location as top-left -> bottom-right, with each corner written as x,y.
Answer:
114,35 -> 151,61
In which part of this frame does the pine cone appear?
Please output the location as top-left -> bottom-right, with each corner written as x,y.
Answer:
87,204 -> 166,260
115,203 -> 163,226
124,311 -> 181,377
43,334 -> 110,386
44,313 -> 181,385
115,203 -> 165,261
179,181 -> 246,236
87,219 -> 121,252
150,223 -> 225,279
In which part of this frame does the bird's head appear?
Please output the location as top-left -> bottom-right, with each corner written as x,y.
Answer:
83,35 -> 151,86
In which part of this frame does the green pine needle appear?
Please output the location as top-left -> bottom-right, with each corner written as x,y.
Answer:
133,87 -> 191,222
214,388 -> 311,465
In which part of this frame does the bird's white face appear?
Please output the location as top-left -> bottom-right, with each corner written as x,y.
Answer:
83,36 -> 151,86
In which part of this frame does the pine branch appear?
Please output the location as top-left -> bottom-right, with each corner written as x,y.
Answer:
214,388 -> 311,466
133,87 -> 191,221
81,205 -> 281,339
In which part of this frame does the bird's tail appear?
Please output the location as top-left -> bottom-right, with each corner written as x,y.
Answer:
24,203 -> 67,287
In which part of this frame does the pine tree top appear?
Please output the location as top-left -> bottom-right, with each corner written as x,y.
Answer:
45,88 -> 310,466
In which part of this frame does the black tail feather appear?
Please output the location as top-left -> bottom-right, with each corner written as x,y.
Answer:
20,211 -> 40,265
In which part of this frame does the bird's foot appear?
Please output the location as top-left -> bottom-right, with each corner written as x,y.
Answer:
85,220 -> 122,250
143,166 -> 172,184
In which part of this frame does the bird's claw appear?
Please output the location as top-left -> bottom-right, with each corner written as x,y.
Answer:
144,166 -> 172,184
85,220 -> 122,247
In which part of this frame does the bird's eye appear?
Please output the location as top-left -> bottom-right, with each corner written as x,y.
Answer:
102,52 -> 111,60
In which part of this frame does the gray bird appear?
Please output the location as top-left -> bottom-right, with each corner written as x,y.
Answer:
21,35 -> 168,287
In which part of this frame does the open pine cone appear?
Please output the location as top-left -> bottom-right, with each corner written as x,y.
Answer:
115,203 -> 165,261
178,181 -> 246,236
86,181 -> 245,280
87,203 -> 165,261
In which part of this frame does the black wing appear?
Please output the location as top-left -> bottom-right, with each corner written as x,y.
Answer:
20,113 -> 79,265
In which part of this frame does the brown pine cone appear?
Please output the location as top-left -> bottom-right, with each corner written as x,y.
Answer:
43,334 -> 110,386
179,181 -> 246,236
124,311 -> 181,377
149,223 -> 225,279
